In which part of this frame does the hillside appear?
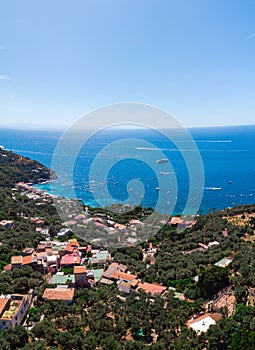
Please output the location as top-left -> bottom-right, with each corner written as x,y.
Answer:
0,148 -> 55,188
1,150 -> 255,349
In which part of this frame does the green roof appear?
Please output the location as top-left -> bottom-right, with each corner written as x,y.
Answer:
92,250 -> 109,261
174,292 -> 182,299
214,257 -> 232,268
51,274 -> 75,284
92,269 -> 104,282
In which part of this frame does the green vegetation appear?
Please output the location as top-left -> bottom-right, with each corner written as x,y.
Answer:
2,149 -> 255,348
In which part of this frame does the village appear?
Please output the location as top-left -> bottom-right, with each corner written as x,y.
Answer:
0,181 -> 238,337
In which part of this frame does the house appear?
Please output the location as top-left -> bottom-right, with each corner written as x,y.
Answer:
22,248 -> 34,256
0,220 -> 14,228
129,219 -> 143,226
118,281 -> 132,294
30,217 -> 45,225
22,255 -> 36,267
11,256 -> 22,269
214,257 -> 232,268
187,313 -> 221,334
69,239 -> 79,248
99,278 -> 114,286
51,273 -> 75,286
3,264 -> 12,272
74,266 -> 89,287
42,286 -> 74,304
0,294 -> 30,330
102,262 -> 128,280
168,217 -> 196,229
137,282 -> 167,295
86,269 -> 104,283
57,228 -> 71,237
86,245 -> 92,253
60,254 -> 81,267
111,271 -> 139,288
212,291 -> 235,316
114,223 -> 126,230
222,229 -> 228,237
90,250 -> 110,265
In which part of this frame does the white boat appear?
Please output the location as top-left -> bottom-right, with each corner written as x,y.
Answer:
156,158 -> 168,164
205,187 -> 222,191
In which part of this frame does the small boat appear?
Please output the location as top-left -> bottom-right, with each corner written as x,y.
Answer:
205,187 -> 222,191
227,180 -> 233,184
155,187 -> 160,191
114,182 -> 118,185
156,158 -> 168,164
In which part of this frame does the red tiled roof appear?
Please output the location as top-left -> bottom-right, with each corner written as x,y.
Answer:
69,239 -> 79,247
65,244 -> 74,253
3,264 -> 12,271
0,298 -> 9,315
138,282 -> 167,294
112,271 -> 138,282
22,255 -> 33,265
60,254 -> 81,266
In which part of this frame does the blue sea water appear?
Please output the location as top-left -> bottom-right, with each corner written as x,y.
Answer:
0,125 -> 255,215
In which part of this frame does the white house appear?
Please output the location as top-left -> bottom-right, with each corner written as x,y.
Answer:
187,313 -> 221,334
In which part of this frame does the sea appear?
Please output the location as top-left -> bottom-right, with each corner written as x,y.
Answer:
0,125 -> 255,216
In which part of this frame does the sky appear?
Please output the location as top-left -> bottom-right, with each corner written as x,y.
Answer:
0,0 -> 255,129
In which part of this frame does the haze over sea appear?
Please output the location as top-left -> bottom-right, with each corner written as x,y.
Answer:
1,125 -> 255,215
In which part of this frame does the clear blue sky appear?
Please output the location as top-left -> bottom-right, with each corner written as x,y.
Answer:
0,0 -> 255,129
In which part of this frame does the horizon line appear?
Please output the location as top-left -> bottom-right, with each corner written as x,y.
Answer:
0,122 -> 254,132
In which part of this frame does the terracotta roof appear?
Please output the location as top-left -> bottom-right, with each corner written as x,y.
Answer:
65,244 -> 74,253
210,313 -> 222,322
187,313 -> 222,326
42,287 -> 74,301
60,254 -> 81,266
22,255 -> 33,265
69,239 -> 79,247
74,266 -> 87,274
3,264 -> 12,271
138,282 -> 167,294
114,223 -> 126,230
103,263 -> 128,279
129,219 -> 142,225
112,271 -> 138,282
0,298 -> 9,315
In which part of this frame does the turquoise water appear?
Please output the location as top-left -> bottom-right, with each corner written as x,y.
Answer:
1,125 -> 255,215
